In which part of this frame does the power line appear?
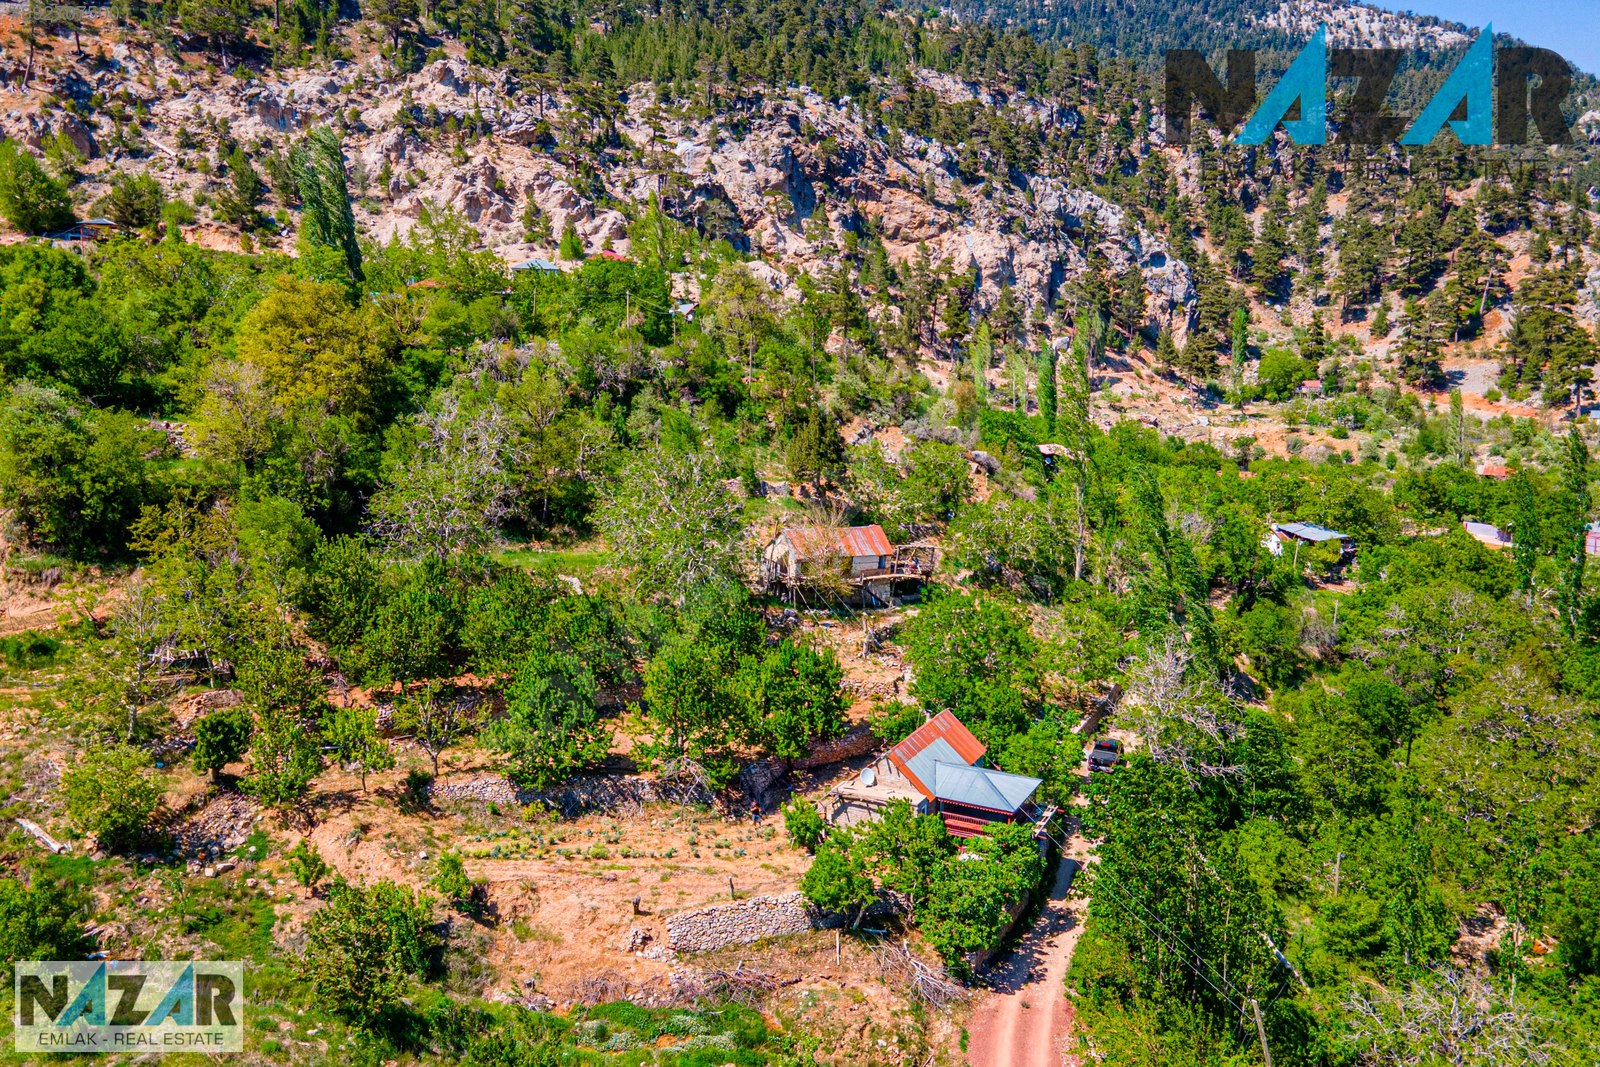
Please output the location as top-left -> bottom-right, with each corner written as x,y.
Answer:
1086,870 -> 1254,1024
1054,831 -> 1253,1014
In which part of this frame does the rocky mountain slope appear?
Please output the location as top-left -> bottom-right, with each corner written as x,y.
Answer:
4,36 -> 1192,328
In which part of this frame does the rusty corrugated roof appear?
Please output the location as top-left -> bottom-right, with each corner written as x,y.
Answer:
780,524 -> 893,560
887,711 -> 986,800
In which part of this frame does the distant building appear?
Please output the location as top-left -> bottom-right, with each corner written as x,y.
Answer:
1462,521 -> 1513,550
1478,463 -> 1513,480
1297,378 -> 1323,397
760,524 -> 933,606
46,217 -> 119,243
511,258 -> 562,273
1264,521 -> 1355,560
825,711 -> 1053,840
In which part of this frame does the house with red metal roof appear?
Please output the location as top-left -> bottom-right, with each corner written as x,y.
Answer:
826,711 -> 1052,840
760,524 -> 933,606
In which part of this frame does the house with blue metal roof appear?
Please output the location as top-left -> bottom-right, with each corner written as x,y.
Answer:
826,711 -> 1053,840
1264,521 -> 1355,561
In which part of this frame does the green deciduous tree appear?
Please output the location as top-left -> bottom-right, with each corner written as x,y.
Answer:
597,446 -> 743,600
324,704 -> 394,791
800,827 -> 876,927
482,644 -> 610,790
299,879 -> 438,1030
61,744 -> 163,852
192,706 -> 253,783
737,641 -> 846,764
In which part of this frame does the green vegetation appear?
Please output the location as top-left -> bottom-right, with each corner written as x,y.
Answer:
0,0 -> 1597,1062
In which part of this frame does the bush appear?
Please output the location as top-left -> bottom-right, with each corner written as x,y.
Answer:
192,706 -> 252,782
61,744 -> 164,852
300,878 -> 439,1029
431,851 -> 483,914
783,800 -> 827,852
0,874 -> 89,976
0,386 -> 164,557
286,839 -> 330,890
401,767 -> 433,813
0,140 -> 73,234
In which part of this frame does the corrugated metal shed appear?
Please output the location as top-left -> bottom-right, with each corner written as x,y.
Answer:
1462,521 -> 1512,549
781,524 -> 894,561
1274,522 -> 1350,543
888,710 -> 986,799
929,762 -> 1041,814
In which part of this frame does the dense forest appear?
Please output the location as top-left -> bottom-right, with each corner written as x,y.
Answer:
0,0 -> 1594,1064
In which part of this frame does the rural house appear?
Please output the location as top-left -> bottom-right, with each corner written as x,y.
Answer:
825,711 -> 1053,841
1264,521 -> 1355,561
759,524 -> 933,606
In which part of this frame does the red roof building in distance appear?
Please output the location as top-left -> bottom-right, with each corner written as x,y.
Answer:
596,249 -> 630,261
1479,463 -> 1513,480
781,523 -> 893,561
886,710 -> 986,799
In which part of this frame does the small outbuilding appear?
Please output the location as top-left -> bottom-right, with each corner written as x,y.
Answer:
1462,521 -> 1513,550
1264,521 -> 1355,561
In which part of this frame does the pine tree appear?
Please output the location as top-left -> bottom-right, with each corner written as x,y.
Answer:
295,127 -> 362,282
1155,327 -> 1179,372
1561,428 -> 1591,635
1229,308 -> 1248,407
1036,345 -> 1058,425
1251,187 -> 1290,299
215,148 -> 265,232
1370,300 -> 1390,338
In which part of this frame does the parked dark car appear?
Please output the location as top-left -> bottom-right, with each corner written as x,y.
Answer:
1088,738 -> 1122,772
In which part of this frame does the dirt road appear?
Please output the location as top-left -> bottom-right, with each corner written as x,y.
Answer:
963,845 -> 1087,1067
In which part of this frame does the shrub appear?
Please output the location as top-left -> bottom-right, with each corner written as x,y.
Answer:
299,879 -> 438,1029
0,875 -> 89,977
401,767 -> 433,813
783,800 -> 827,852
192,706 -> 252,782
0,140 -> 73,234
431,851 -> 483,914
61,744 -> 163,852
286,839 -> 330,890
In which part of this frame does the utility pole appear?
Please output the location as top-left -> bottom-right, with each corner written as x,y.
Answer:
1250,998 -> 1272,1067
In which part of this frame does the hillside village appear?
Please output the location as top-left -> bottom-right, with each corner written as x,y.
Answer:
0,0 -> 1596,1065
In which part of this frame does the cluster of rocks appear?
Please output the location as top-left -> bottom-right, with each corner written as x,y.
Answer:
4,42 -> 1203,336
171,791 -> 257,859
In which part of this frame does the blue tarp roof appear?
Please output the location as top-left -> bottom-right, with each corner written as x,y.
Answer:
929,762 -> 1041,813
511,258 -> 561,271
1275,522 -> 1349,543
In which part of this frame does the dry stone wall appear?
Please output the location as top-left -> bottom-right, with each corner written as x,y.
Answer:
666,891 -> 906,953
666,892 -> 830,952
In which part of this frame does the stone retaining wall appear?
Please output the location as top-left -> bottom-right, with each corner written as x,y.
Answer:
666,890 -> 906,953
431,773 -> 711,816
666,892 -> 829,952
792,723 -> 880,770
